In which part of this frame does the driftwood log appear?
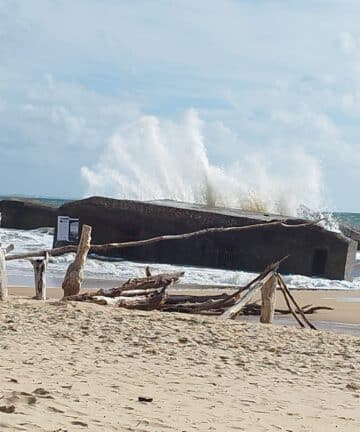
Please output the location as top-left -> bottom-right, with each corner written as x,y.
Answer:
30,252 -> 49,300
92,287 -> 167,311
62,225 -> 92,297
64,271 -> 184,302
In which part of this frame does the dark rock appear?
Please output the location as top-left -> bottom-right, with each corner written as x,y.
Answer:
0,199 -> 57,229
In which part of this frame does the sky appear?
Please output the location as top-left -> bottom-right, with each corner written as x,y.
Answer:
0,0 -> 359,212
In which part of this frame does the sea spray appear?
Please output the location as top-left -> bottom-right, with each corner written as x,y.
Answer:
81,109 -> 324,217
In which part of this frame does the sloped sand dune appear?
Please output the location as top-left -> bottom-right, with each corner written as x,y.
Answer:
1,298 -> 360,431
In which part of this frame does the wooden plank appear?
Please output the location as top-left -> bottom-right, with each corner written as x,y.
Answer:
220,271 -> 275,320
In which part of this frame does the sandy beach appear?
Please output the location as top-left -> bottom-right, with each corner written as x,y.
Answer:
1,288 -> 360,431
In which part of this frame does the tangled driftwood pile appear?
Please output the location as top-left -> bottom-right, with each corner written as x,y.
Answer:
64,264 -> 331,330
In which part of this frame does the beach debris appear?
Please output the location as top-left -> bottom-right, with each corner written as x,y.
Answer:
138,396 -> 153,403
0,404 -> 16,413
33,388 -> 50,396
71,420 -> 88,427
30,252 -> 49,301
346,382 -> 360,391
62,259 -> 317,329
62,225 -> 91,297
7,378 -> 18,383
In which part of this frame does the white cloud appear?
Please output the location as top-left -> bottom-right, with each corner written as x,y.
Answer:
339,32 -> 357,55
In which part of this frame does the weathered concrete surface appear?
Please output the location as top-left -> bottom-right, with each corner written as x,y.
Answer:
57,197 -> 357,281
0,199 -> 57,229
339,223 -> 360,250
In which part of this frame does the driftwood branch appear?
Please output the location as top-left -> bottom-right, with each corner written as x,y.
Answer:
277,273 -> 317,330
5,219 -> 323,262
277,276 -> 305,328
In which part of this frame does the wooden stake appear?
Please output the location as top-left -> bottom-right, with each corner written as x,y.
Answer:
260,273 -> 277,324
0,248 -> 8,301
277,273 -> 317,330
62,225 -> 91,298
30,252 -> 49,300
276,274 -> 305,328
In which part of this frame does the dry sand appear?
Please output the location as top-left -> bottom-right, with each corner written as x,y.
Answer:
1,295 -> 360,431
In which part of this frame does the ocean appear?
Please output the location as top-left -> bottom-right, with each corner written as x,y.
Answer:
0,196 -> 359,290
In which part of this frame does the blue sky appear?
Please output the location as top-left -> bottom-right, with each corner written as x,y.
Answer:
0,0 -> 359,211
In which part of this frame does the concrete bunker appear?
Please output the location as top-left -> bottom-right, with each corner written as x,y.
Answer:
53,196 -> 357,281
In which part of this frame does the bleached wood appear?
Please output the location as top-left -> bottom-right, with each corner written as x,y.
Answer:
30,252 -> 49,300
0,248 -> 8,301
62,225 -> 91,298
260,274 -> 277,324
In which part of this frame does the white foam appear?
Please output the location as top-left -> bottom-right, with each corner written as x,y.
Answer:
1,227 -> 359,290
81,110 -> 324,217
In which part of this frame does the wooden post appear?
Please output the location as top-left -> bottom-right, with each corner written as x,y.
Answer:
62,225 -> 91,298
0,247 -> 8,301
30,252 -> 49,300
260,273 -> 277,324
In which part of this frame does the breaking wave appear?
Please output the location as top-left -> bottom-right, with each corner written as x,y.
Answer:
81,109 -> 324,217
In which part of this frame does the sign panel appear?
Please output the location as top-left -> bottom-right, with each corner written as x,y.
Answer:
57,216 -> 79,242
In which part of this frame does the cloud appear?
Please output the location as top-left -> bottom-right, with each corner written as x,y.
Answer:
339,32 -> 357,55
0,0 -> 360,210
